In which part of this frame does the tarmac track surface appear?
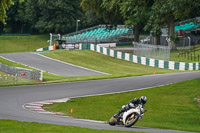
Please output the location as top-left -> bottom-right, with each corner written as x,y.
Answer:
0,52 -> 105,76
0,71 -> 200,133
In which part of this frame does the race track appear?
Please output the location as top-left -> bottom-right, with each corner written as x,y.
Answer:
0,71 -> 199,133
0,52 -> 105,76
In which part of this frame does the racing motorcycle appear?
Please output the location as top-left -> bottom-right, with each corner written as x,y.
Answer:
109,104 -> 146,127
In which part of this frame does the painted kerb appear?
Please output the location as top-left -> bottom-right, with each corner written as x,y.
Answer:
36,43 -> 199,71
87,44 -> 199,71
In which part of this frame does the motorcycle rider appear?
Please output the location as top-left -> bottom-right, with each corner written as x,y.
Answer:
113,96 -> 147,118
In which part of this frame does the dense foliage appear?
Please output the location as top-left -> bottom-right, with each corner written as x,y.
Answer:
1,0 -> 200,43
81,0 -> 200,43
145,0 -> 200,46
0,0 -> 14,24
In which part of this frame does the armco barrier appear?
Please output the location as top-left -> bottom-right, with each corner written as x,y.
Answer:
80,43 -> 200,71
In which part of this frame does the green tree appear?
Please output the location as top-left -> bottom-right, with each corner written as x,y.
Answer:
25,0 -> 40,31
0,0 -> 14,24
3,0 -> 27,33
81,0 -> 153,42
101,0 -> 123,25
81,0 -> 102,17
146,0 -> 200,47
81,0 -> 123,25
120,0 -> 153,42
25,0 -> 83,33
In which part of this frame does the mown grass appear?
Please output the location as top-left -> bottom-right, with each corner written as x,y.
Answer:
170,50 -> 200,63
0,55 -> 113,84
0,35 -> 49,53
0,71 -> 16,85
0,119 -> 142,133
0,57 -> 60,85
0,71 -> 37,85
170,45 -> 200,63
1,34 -> 200,63
42,50 -> 179,76
43,78 -> 200,132
0,58 -> 38,85
0,56 -> 68,81
0,49 -> 180,86
0,57 -> 37,71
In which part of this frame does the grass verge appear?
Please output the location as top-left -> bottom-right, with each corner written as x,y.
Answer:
0,35 -> 49,53
0,119 -> 143,133
170,45 -> 200,63
41,50 -> 179,76
0,58 -> 39,85
0,71 -> 37,85
1,50 -> 180,86
170,50 -> 200,63
0,57 -> 60,86
0,57 -> 37,71
43,78 -> 200,132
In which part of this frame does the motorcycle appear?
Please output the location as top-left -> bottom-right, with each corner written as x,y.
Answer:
109,104 -> 146,127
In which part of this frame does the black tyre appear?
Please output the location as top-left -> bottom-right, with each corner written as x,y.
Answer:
109,117 -> 117,126
124,113 -> 139,127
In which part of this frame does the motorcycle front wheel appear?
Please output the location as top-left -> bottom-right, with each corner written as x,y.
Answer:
124,113 -> 139,127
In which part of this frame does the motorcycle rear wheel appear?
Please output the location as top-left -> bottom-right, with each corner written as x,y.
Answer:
109,117 -> 117,126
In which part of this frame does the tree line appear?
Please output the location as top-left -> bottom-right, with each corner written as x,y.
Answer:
1,0 -> 200,45
0,0 -> 88,34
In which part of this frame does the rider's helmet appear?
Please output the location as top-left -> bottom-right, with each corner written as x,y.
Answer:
140,96 -> 147,104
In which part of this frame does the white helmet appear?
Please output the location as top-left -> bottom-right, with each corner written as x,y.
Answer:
140,96 -> 147,104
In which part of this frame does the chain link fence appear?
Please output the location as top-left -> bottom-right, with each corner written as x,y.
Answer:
0,63 -> 42,85
133,42 -> 171,61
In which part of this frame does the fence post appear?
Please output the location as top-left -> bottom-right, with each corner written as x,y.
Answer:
15,73 -> 18,84
0,74 -> 1,85
40,71 -> 43,81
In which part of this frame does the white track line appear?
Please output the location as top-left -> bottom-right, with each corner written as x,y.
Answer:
34,53 -> 110,75
0,55 -> 62,76
0,56 -> 37,70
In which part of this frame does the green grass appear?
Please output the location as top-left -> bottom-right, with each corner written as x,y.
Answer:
0,57 -> 61,86
0,49 -> 180,86
0,55 -> 111,83
43,78 -> 200,132
0,34 -> 199,63
168,45 -> 200,62
0,57 -> 39,85
0,120 -> 143,133
170,50 -> 200,63
0,35 -> 49,53
116,45 -> 133,48
0,71 -> 37,85
42,50 -> 179,76
0,56 -> 67,81
0,71 -> 16,85
0,57 -> 37,71
0,57 -> 40,86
